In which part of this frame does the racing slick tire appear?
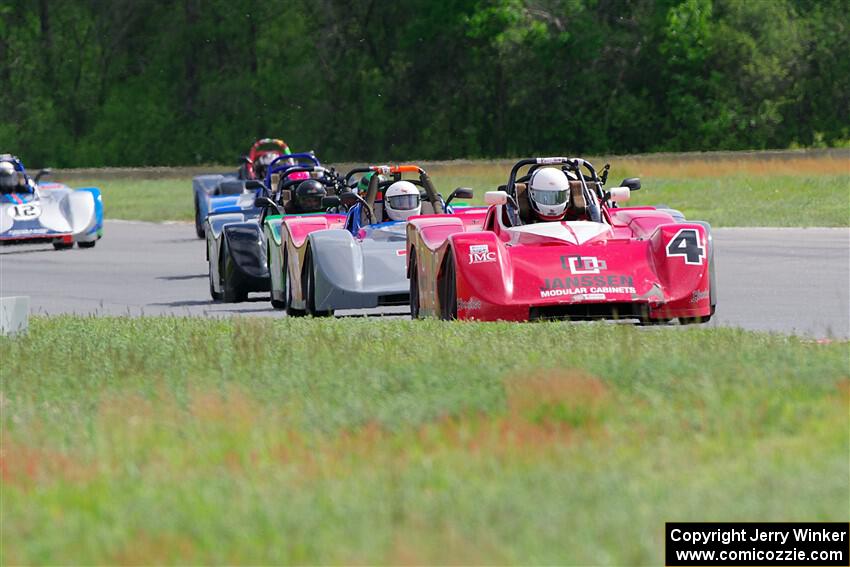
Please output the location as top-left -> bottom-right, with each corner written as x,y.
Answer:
284,250 -> 305,317
439,249 -> 458,321
77,241 -> 96,248
269,244 -> 287,310
52,241 -> 74,250
209,255 -> 223,301
409,250 -> 420,319
194,195 -> 205,239
221,239 -> 248,303
304,250 -> 332,317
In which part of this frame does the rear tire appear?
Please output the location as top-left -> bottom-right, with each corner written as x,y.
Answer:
409,250 -> 420,319
52,241 -> 73,250
638,317 -> 671,326
209,255 -> 223,301
679,315 -> 711,325
77,241 -> 96,248
221,240 -> 248,303
194,194 -> 205,238
304,251 -> 332,317
284,250 -> 305,317
439,249 -> 458,321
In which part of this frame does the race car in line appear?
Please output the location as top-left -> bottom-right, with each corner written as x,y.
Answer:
268,164 -> 480,316
206,156 -> 345,302
192,137 -> 291,238
0,155 -> 103,250
406,156 -> 716,324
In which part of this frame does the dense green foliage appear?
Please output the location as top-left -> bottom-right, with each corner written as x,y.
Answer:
2,0 -> 848,167
2,317 -> 848,563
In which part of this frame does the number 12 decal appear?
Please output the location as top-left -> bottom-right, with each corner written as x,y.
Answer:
666,228 -> 705,265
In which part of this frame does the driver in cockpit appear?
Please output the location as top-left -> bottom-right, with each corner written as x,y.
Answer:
0,160 -> 27,195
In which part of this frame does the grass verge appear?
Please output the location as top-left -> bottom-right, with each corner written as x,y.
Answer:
2,316 -> 848,564
65,152 -> 849,227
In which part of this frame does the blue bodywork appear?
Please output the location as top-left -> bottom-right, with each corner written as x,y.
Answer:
194,152 -> 323,237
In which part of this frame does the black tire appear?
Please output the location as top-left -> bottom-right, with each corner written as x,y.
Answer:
439,249 -> 457,321
284,250 -> 306,317
304,250 -> 332,317
221,239 -> 248,303
409,249 -> 420,319
77,240 -> 96,249
638,317 -> 672,326
52,241 -> 73,250
194,194 -> 205,238
209,252 -> 223,301
679,315 -> 711,325
270,243 -> 287,310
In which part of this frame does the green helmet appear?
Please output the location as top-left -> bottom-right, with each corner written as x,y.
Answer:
357,172 -> 387,195
357,172 -> 374,194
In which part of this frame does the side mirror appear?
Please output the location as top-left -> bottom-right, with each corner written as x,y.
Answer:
620,177 -> 641,191
322,195 -> 341,209
484,190 -> 508,206
245,180 -> 264,191
446,187 -> 474,205
34,168 -> 51,183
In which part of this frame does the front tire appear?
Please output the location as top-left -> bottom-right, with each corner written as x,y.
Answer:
284,250 -> 305,317
209,254 -> 223,301
194,194 -> 205,238
270,244 -> 286,309
439,249 -> 457,321
409,249 -> 420,319
304,250 -> 332,317
77,240 -> 96,249
221,239 -> 248,303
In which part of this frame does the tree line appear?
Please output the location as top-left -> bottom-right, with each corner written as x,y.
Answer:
1,0 -> 847,167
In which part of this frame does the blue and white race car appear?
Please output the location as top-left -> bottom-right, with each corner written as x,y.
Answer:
0,155 -> 103,250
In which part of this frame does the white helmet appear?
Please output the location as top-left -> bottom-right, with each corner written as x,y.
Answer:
528,167 -> 570,221
384,180 -> 421,221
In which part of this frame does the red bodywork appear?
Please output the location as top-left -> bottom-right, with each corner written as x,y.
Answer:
407,203 -> 713,322
245,138 -> 291,180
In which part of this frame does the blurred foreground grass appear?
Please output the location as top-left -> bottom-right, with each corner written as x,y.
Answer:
2,316 -> 848,564
66,152 -> 849,226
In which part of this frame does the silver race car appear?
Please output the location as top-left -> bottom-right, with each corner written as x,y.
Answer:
272,164 -> 481,316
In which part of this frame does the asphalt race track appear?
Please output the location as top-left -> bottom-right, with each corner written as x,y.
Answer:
1,221 -> 848,338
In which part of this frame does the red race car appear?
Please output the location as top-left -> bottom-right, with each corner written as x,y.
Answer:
406,157 -> 716,324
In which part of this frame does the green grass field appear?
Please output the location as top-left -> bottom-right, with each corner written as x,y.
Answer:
2,317 -> 848,564
64,152 -> 850,226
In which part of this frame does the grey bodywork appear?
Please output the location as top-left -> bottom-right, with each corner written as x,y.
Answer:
308,222 -> 410,311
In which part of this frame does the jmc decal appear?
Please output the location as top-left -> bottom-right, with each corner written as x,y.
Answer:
468,244 -> 496,264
